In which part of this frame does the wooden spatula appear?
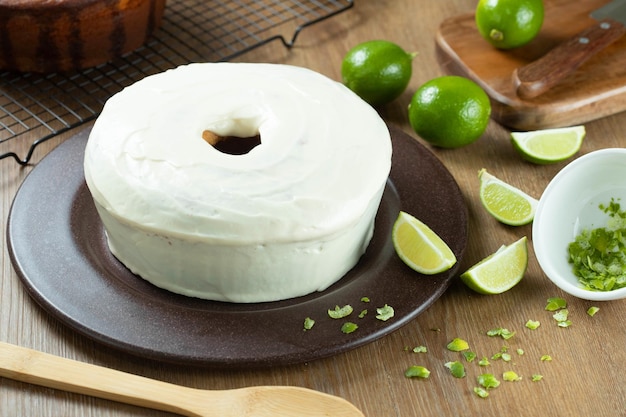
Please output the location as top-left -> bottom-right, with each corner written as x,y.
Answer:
0,341 -> 365,417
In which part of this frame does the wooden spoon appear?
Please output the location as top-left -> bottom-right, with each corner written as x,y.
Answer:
0,341 -> 365,417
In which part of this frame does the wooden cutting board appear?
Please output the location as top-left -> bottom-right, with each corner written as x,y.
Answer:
436,0 -> 626,130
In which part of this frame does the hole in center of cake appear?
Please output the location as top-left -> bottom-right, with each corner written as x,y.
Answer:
202,129 -> 261,155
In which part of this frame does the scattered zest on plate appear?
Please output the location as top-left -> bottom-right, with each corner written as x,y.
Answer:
375,304 -> 395,321
328,304 -> 353,319
392,211 -> 457,274
510,125 -> 585,164
460,236 -> 528,294
478,169 -> 538,226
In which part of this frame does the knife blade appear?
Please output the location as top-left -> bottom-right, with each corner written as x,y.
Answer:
513,0 -> 626,100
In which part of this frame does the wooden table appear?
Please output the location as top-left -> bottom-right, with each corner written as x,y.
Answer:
1,1 -> 625,416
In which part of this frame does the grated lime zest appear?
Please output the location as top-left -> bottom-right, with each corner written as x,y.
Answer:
405,365 -> 431,379
303,317 -> 315,331
525,319 -> 541,329
328,305 -> 353,319
446,338 -> 470,352
375,304 -> 395,321
445,361 -> 466,378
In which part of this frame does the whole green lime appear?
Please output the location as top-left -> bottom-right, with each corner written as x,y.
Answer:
408,76 -> 491,148
341,40 -> 416,106
475,0 -> 544,49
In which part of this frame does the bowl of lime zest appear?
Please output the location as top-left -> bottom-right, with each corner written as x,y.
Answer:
533,148 -> 626,301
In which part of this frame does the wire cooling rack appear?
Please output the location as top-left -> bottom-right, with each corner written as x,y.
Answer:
0,0 -> 354,165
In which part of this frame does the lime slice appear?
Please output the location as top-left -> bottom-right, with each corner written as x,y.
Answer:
392,211 -> 457,274
479,169 -> 537,226
510,125 -> 585,164
460,236 -> 528,294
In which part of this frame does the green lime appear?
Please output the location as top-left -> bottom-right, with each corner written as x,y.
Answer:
460,236 -> 528,294
392,211 -> 457,275
476,0 -> 544,49
478,169 -> 537,226
510,125 -> 585,164
341,40 -> 416,106
408,76 -> 491,148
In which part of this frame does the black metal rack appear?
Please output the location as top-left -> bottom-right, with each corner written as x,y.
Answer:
0,0 -> 354,165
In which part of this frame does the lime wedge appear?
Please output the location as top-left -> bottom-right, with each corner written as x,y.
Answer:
392,211 -> 457,274
460,236 -> 528,294
511,125 -> 585,164
479,169 -> 538,226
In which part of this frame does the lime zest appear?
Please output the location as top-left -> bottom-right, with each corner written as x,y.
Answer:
553,309 -> 572,327
540,355 -> 552,362
412,346 -> 428,353
477,373 -> 500,389
473,387 -> 490,398
525,319 -> 540,330
552,309 -> 569,323
491,346 -> 511,361
303,317 -> 315,331
463,351 -> 477,362
567,198 -> 626,291
478,357 -> 490,366
405,365 -> 431,379
341,322 -> 358,334
545,297 -> 567,311
328,305 -> 353,319
532,374 -> 544,382
587,306 -> 600,317
486,328 -> 515,340
446,338 -> 470,352
445,361 -> 466,378
503,371 -> 522,382
492,351 -> 512,362
375,304 -> 395,321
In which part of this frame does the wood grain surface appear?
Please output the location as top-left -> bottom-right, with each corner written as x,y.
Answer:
1,1 -> 625,417
437,0 -> 626,129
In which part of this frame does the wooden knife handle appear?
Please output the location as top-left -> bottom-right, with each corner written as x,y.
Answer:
513,18 -> 626,100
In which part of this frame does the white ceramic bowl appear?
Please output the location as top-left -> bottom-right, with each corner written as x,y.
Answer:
533,148 -> 626,301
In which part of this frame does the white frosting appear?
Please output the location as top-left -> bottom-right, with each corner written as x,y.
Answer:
84,62 -> 392,303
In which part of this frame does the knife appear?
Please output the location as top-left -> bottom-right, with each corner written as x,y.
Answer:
513,0 -> 626,99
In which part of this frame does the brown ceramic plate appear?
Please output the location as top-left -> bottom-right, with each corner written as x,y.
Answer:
7,125 -> 467,368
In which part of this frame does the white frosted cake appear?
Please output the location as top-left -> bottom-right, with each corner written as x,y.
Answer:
83,63 -> 392,303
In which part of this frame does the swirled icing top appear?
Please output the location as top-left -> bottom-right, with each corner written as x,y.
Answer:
84,63 -> 392,244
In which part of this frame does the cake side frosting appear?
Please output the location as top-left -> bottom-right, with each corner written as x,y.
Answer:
84,62 -> 392,302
